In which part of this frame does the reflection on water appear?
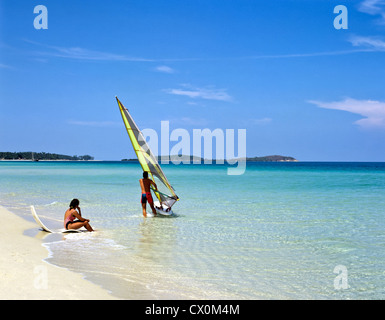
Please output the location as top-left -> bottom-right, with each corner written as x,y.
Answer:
136,216 -> 178,263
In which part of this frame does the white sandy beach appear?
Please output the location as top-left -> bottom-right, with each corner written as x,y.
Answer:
0,205 -> 116,300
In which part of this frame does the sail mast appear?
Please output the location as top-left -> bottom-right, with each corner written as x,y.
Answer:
116,96 -> 179,207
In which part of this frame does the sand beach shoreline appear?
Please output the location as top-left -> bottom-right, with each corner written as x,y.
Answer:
0,205 -> 116,300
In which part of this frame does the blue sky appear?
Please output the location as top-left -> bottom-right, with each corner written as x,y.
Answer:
1,0 -> 385,161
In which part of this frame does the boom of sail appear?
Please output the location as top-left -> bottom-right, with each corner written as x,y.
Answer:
116,96 -> 179,209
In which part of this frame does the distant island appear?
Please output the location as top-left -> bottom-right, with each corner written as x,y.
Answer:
244,155 -> 297,162
0,152 -> 94,161
122,155 -> 298,162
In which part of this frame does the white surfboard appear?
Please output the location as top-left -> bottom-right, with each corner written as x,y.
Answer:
30,205 -> 81,233
154,201 -> 173,216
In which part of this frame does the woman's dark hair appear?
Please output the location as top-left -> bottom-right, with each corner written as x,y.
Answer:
143,171 -> 148,179
69,199 -> 80,209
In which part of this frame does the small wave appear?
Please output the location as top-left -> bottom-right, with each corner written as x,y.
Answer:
44,201 -> 59,206
63,232 -> 126,251
63,231 -> 100,241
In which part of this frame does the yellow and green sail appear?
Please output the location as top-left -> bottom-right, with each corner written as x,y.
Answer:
116,96 -> 179,208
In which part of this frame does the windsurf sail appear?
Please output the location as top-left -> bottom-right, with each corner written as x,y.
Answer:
116,96 -> 179,208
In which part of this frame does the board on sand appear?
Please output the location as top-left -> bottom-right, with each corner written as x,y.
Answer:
30,205 -> 81,233
154,201 -> 173,216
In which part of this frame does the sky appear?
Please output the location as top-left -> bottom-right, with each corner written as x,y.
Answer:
1,0 -> 385,161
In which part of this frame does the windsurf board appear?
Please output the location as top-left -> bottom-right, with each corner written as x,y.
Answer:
30,205 -> 81,233
154,201 -> 173,216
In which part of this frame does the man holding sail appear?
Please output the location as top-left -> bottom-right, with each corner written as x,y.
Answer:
116,97 -> 179,216
139,171 -> 158,217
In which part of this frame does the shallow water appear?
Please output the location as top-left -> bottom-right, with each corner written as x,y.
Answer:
1,161 -> 385,299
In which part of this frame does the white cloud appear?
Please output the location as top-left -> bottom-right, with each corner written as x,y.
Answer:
155,65 -> 175,73
166,85 -> 233,102
47,46 -> 153,61
349,35 -> 385,50
252,117 -> 272,125
24,39 -> 152,62
240,117 -> 272,126
68,120 -> 119,127
308,98 -> 385,128
25,39 -> 205,63
175,117 -> 209,126
358,0 -> 385,22
23,36 -> 381,66
246,50 -> 370,59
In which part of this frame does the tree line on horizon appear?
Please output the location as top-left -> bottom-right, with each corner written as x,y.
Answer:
121,154 -> 297,162
0,152 -> 94,161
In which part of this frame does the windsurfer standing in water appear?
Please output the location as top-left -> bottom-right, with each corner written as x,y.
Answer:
139,171 -> 158,217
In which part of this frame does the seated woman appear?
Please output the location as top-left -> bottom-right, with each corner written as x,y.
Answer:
64,199 -> 94,232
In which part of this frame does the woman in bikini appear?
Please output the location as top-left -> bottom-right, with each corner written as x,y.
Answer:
64,199 -> 94,232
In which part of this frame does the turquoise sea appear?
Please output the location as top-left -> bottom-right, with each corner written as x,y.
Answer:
1,161 -> 385,299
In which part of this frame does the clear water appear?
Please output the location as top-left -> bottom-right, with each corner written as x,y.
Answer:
1,161 -> 385,299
